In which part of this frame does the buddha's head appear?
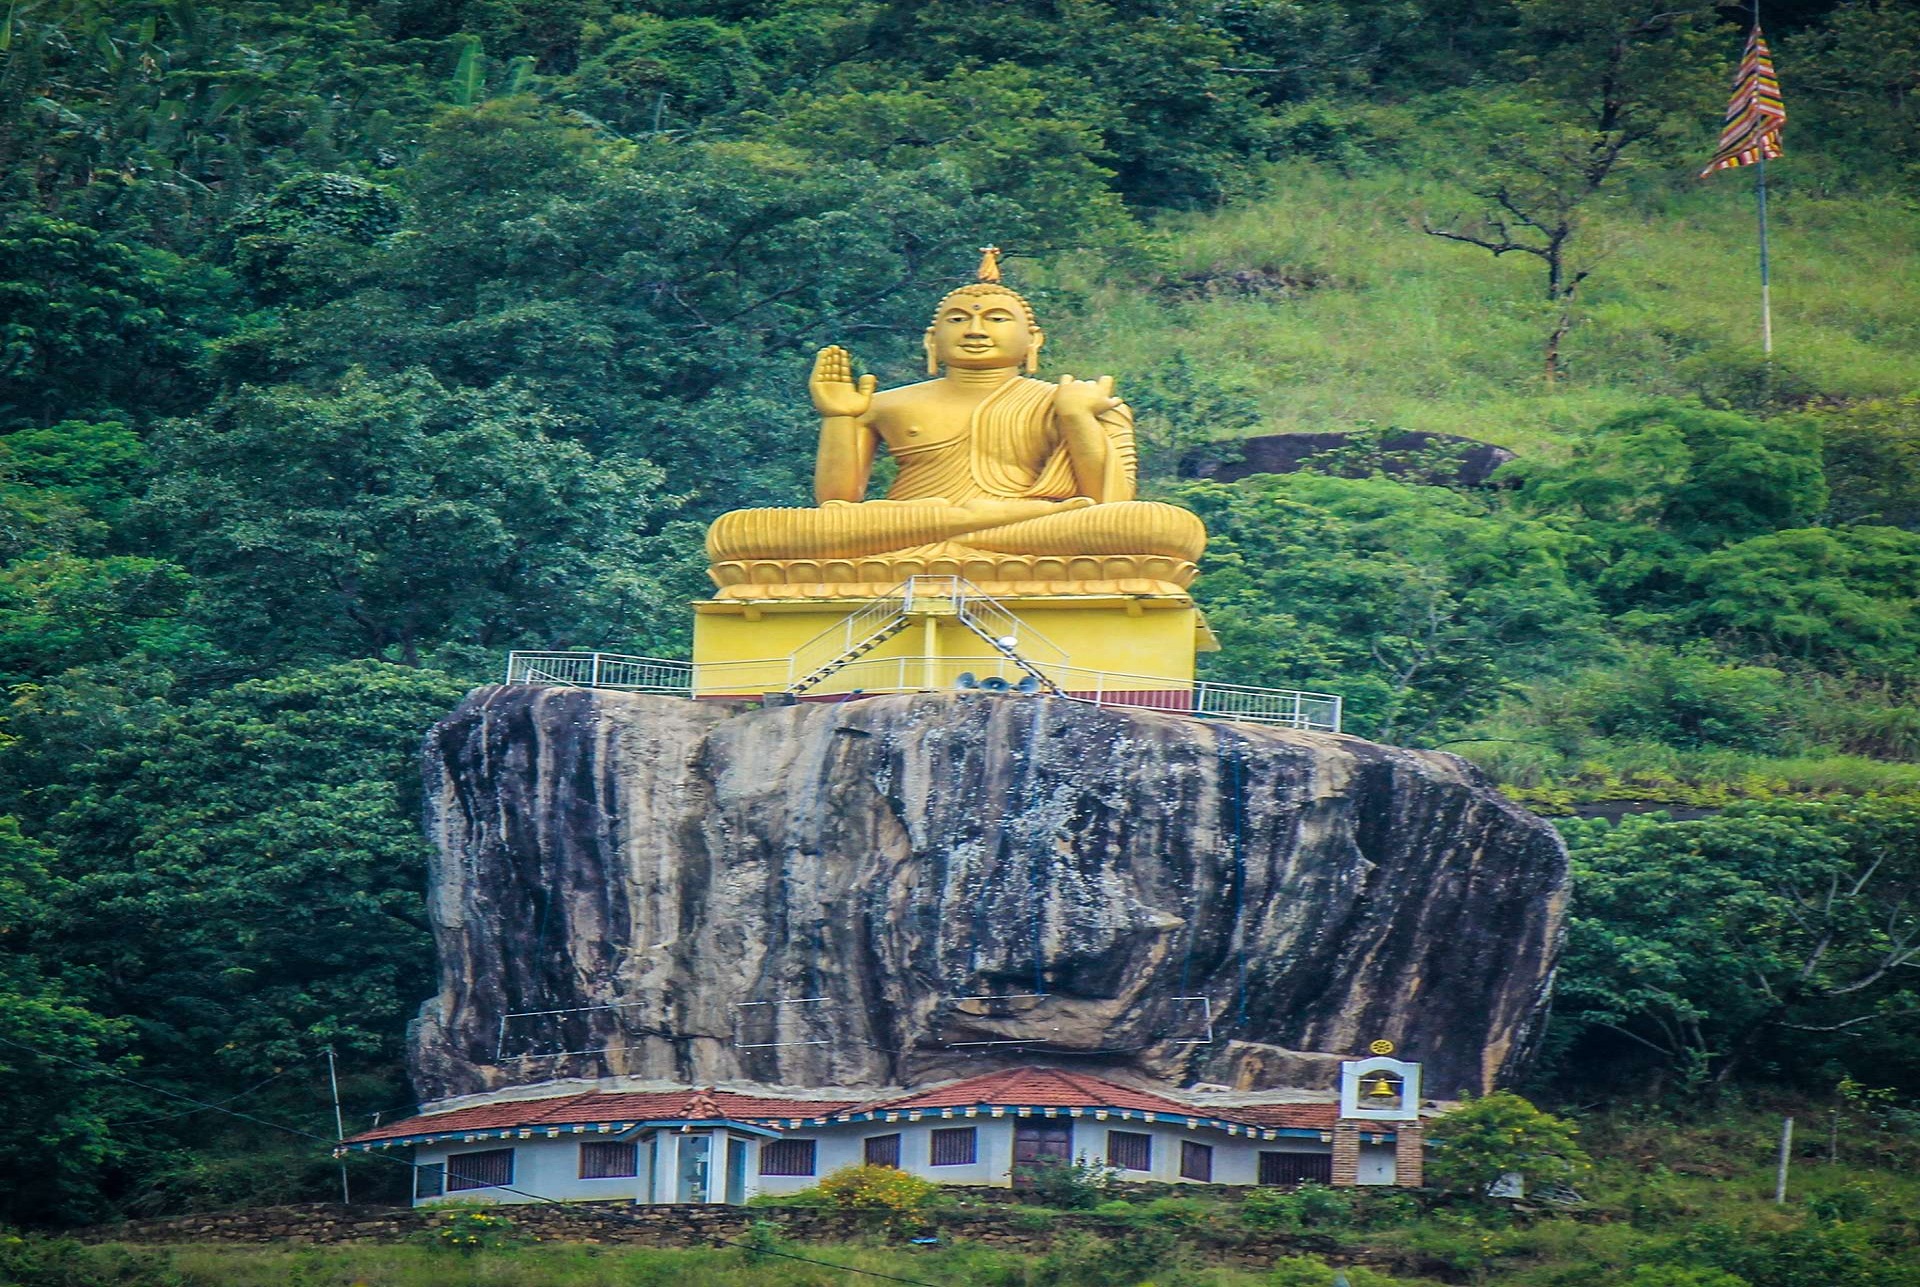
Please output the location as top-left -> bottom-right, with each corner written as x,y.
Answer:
924,283 -> 1044,375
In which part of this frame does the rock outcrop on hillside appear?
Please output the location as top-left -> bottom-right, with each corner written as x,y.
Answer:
411,689 -> 1567,1103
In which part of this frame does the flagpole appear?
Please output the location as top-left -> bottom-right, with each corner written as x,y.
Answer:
1756,156 -> 1773,355
1753,0 -> 1772,357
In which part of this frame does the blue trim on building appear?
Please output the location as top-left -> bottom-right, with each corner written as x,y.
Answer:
342,1100 -> 1388,1155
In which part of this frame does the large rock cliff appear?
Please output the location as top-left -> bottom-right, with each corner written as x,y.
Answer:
411,688 -> 1568,1103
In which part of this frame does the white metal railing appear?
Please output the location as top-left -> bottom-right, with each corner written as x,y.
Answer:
504,651 -> 693,693
504,649 -> 1340,732
1193,679 -> 1342,732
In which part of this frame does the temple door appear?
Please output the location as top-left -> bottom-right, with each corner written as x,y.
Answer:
1013,1119 -> 1074,1169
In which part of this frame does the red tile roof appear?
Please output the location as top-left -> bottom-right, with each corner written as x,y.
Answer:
856,1067 -> 1204,1118
345,1088 -> 860,1145
344,1068 -> 1350,1147
1226,1102 -> 1340,1130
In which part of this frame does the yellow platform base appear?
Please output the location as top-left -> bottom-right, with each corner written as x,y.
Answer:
691,593 -> 1216,699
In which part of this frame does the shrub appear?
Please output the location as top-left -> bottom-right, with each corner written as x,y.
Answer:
816,1164 -> 938,1232
1625,1268 -> 1751,1287
1806,1183 -> 1876,1223
1678,1221 -> 1890,1287
1138,1196 -> 1216,1229
421,1208 -> 527,1252
739,1219 -> 789,1263
1238,1187 -> 1302,1231
1239,1185 -> 1372,1232
1268,1258 -> 1409,1287
1426,1091 -> 1590,1198
0,1233 -> 186,1287
1292,1184 -> 1359,1227
1034,1228 -> 1180,1287
1012,1156 -> 1120,1209
1351,1190 -> 1421,1228
1010,1206 -> 1058,1232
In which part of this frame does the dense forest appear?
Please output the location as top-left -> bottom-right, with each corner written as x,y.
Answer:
1,0 -> 1917,1240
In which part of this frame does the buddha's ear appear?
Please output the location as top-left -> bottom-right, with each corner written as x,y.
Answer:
923,329 -> 939,376
1026,329 -> 1045,374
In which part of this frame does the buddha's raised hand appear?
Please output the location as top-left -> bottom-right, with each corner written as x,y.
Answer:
810,345 -> 877,418
1055,373 -> 1120,419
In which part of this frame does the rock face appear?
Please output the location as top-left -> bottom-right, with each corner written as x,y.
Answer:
1181,431 -> 1518,489
412,689 -> 1568,1103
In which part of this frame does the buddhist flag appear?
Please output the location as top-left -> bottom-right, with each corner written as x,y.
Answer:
1702,25 -> 1786,176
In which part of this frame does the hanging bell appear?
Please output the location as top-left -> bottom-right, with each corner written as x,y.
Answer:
1366,1075 -> 1399,1100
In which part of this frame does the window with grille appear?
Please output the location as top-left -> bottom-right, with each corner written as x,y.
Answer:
1179,1140 -> 1213,1182
446,1148 -> 513,1191
414,1162 -> 445,1198
1106,1130 -> 1152,1172
865,1133 -> 902,1168
579,1140 -> 638,1179
1258,1151 -> 1332,1185
930,1127 -> 977,1166
759,1138 -> 817,1176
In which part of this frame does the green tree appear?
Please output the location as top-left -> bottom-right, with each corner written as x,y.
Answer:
1425,1090 -> 1589,1197
1816,394 -> 1920,530
225,172 -> 404,301
1683,525 -> 1920,667
1512,402 -> 1828,616
1556,799 -> 1920,1087
0,214 -> 233,428
0,554 -> 204,688
1419,0 -> 1722,381
1175,473 -> 1601,741
42,661 -> 468,1085
145,368 -> 685,667
566,15 -> 770,133
0,420 -> 147,548
0,817 -> 126,1227
1556,645 -> 1788,751
1786,0 -> 1920,185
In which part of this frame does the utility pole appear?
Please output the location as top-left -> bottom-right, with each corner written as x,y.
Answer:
1774,1115 -> 1793,1204
326,1046 -> 350,1204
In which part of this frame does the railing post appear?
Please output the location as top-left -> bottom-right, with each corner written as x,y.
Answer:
505,653 -> 516,684
591,653 -> 602,689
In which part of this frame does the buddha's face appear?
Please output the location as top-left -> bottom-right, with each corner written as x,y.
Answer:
926,290 -> 1042,371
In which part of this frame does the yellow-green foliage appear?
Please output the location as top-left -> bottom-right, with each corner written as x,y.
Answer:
420,1208 -> 528,1253
1045,162 -> 1920,458
814,1164 -> 939,1230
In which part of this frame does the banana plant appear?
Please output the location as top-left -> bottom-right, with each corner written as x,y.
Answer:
449,34 -> 483,106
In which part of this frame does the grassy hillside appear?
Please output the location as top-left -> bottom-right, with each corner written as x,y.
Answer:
1051,162 -> 1920,455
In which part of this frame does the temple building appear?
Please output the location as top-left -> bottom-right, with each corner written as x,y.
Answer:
340,1062 -> 1427,1205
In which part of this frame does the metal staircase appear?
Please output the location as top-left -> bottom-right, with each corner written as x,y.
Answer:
784,576 -> 1066,697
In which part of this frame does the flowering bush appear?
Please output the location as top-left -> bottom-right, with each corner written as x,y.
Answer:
816,1164 -> 939,1232
423,1209 -> 529,1252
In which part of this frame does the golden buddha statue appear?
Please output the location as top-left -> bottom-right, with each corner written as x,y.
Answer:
705,249 -> 1206,600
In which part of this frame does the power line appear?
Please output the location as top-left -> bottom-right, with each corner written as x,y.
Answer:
0,1033 -> 951,1287
105,1063 -> 303,1127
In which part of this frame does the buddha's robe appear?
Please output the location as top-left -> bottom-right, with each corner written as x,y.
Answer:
706,376 -> 1205,564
